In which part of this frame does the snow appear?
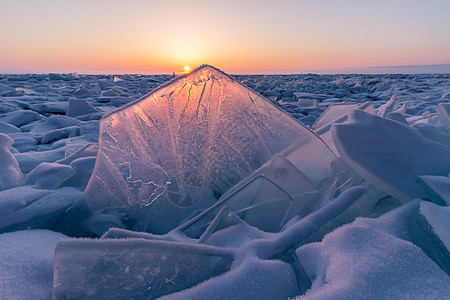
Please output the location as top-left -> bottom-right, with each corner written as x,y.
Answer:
162,257 -> 299,300
295,221 -> 450,300
0,230 -> 66,300
0,68 -> 449,299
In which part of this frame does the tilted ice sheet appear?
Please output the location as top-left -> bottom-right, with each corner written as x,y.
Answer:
65,65 -> 336,234
332,110 -> 450,203
312,102 -> 358,130
52,238 -> 234,300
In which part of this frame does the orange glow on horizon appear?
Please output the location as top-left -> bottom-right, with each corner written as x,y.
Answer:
0,1 -> 449,74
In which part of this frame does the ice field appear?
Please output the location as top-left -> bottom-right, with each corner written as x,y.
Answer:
0,65 -> 449,299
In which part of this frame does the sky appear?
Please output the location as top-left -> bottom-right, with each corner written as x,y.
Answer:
0,0 -> 449,74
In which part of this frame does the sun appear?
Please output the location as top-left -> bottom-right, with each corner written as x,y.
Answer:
184,66 -> 190,72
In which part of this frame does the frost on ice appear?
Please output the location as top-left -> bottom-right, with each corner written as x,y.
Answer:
63,65 -> 337,235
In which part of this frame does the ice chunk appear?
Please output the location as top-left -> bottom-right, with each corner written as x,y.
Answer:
332,110 -> 450,203
0,186 -> 51,217
437,103 -> 450,133
101,88 -> 116,96
0,187 -> 81,232
63,65 -> 336,235
419,201 -> 450,251
377,95 -> 397,118
387,111 -> 408,124
0,133 -> 22,191
29,101 -> 69,115
62,157 -> 96,189
66,99 -> 99,117
0,110 -> 43,127
314,102 -> 374,155
72,86 -> 91,97
0,121 -> 21,134
297,98 -> 313,107
200,212 -> 272,249
0,230 -> 66,300
412,123 -> 450,146
182,154 -> 318,234
8,132 -> 39,152
312,102 -> 358,130
41,125 -> 79,144
0,82 -> 15,95
53,186 -> 368,299
417,175 -> 450,205
27,115 -> 80,136
14,148 -> 66,173
56,143 -> 98,165
23,162 -> 76,189
52,238 -> 234,299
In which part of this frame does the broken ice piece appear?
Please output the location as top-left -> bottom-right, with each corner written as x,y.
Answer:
23,162 -> 76,190
312,102 -> 358,130
52,238 -> 234,299
314,102 -> 374,156
419,201 -> 450,252
178,153 -> 318,235
66,99 -> 100,118
62,65 -> 337,235
332,110 -> 450,203
377,95 -> 397,118
417,175 -> 450,205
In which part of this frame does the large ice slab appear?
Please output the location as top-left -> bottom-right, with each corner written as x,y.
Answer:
64,65 -> 336,235
332,110 -> 450,203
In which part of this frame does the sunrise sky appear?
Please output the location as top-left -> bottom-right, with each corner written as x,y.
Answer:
0,0 -> 449,74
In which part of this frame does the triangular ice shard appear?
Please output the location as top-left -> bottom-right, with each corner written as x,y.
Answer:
62,65 -> 336,235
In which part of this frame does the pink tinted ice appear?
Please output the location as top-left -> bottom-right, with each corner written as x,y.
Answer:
65,65 -> 336,234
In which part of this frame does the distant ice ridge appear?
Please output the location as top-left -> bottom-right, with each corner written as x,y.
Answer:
0,69 -> 449,299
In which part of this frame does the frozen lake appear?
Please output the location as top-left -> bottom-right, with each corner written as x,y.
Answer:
0,67 -> 449,299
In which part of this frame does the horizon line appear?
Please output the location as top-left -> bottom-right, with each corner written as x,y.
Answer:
1,63 -> 449,76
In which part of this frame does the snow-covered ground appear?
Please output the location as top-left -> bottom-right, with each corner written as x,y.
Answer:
0,67 -> 449,299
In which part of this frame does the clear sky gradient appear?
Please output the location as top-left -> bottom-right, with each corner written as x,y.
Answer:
0,0 -> 449,74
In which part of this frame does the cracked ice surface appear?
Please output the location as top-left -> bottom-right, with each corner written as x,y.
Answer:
65,65 -> 336,235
